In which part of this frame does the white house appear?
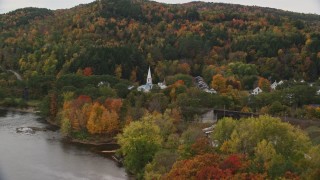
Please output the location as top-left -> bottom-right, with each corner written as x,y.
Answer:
98,81 -> 110,87
251,87 -> 263,95
204,88 -> 217,94
157,81 -> 167,89
271,80 -> 284,90
271,81 -> 278,90
278,80 -> 284,85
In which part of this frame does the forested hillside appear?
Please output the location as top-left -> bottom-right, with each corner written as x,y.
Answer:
1,1 -> 320,179
1,0 -> 319,83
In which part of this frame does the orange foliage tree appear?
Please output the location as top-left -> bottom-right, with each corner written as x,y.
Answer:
86,99 -> 122,135
62,95 -> 121,135
258,77 -> 271,92
211,74 -> 227,93
177,63 -> 191,74
87,102 -> 105,134
62,95 -> 92,131
105,98 -> 123,113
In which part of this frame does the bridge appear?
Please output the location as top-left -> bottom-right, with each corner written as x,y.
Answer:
213,109 -> 259,120
201,108 -> 259,135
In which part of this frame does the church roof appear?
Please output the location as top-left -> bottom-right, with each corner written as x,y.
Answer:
147,66 -> 152,80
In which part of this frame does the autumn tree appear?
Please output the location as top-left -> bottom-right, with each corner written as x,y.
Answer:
114,64 -> 122,79
130,68 -> 137,82
117,116 -> 163,176
211,74 -> 227,93
83,67 -> 93,76
213,116 -> 312,177
178,126 -> 205,158
165,153 -> 220,179
147,93 -> 169,113
302,145 -> 320,179
177,62 -> 191,74
70,95 -> 92,131
105,98 -> 123,113
87,102 -> 104,134
212,117 -> 238,147
144,150 -> 179,180
202,65 -> 216,83
87,102 -> 119,134
258,77 -> 271,92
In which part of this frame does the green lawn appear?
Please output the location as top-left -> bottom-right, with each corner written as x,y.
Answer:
305,126 -> 320,145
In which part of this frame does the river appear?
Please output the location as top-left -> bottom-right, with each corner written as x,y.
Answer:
0,110 -> 128,180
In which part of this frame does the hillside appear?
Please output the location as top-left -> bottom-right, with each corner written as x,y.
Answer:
0,0 -> 320,84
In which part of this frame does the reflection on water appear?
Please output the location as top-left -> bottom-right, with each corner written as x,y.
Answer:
0,110 -> 127,180
0,109 -> 8,117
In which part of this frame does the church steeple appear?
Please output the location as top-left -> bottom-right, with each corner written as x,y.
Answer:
146,66 -> 152,85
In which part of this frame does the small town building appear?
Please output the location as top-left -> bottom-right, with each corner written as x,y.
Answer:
137,67 -> 167,92
251,87 -> 263,95
271,81 -> 278,90
195,76 -> 217,94
271,80 -> 284,90
157,80 -> 167,89
204,88 -> 217,94
137,67 -> 153,92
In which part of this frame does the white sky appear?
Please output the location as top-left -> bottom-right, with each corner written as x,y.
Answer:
0,0 -> 319,14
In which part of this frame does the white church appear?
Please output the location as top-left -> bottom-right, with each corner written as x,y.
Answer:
137,67 -> 167,92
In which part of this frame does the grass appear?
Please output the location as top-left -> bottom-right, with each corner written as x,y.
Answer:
305,126 -> 320,145
312,136 -> 320,145
71,130 -> 90,140
305,126 -> 320,134
27,100 -> 41,107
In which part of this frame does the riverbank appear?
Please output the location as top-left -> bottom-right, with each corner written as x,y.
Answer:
0,106 -> 118,146
0,106 -> 39,113
67,137 -> 118,146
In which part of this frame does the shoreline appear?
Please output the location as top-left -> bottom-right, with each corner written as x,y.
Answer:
67,137 -> 118,146
0,106 -> 117,146
0,106 -> 39,113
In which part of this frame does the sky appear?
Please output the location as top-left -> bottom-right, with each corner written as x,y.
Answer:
0,0 -> 319,15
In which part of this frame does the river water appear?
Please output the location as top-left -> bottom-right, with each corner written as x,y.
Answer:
0,110 -> 128,180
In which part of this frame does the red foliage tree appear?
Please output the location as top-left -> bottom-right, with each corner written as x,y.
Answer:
104,98 -> 123,113
83,67 -> 93,76
165,153 -> 220,179
196,166 -> 232,179
220,154 -> 244,173
77,95 -> 92,106
190,137 -> 213,155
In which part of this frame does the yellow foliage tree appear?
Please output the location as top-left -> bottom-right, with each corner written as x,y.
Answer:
87,102 -> 104,134
87,102 -> 120,134
114,65 -> 122,79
